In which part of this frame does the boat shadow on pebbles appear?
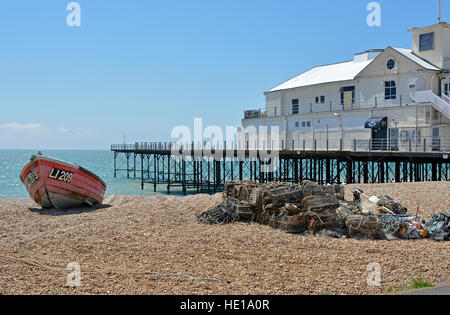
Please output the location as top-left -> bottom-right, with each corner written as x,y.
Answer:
28,203 -> 112,216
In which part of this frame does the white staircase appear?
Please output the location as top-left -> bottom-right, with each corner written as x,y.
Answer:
415,90 -> 450,119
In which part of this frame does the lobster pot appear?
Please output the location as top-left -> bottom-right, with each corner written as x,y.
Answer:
346,215 -> 382,239
235,203 -> 255,222
276,212 -> 308,234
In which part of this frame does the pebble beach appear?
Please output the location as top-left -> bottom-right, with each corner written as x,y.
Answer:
0,181 -> 448,295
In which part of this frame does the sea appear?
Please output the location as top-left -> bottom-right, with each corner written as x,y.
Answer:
0,150 -> 172,199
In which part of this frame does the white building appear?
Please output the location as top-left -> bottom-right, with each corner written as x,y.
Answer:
242,22 -> 450,152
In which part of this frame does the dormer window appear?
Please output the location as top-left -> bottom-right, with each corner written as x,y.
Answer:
387,59 -> 395,70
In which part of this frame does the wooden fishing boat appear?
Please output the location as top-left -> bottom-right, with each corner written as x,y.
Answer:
19,153 -> 107,209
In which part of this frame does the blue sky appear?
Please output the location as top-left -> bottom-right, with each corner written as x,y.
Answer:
0,0 -> 446,149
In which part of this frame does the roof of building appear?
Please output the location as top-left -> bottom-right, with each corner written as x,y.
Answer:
266,47 -> 440,94
391,47 -> 440,70
266,59 -> 374,93
408,22 -> 450,33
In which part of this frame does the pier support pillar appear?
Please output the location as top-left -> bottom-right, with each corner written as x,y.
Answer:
114,152 -> 118,178
141,154 -> 144,190
432,162 -> 438,181
326,159 -> 331,184
363,162 -> 369,184
347,161 -> 353,184
239,161 -> 243,181
395,162 -> 401,183
154,154 -> 157,192
134,154 -> 136,178
167,156 -> 171,194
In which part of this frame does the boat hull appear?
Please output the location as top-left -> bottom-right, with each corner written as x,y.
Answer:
19,155 -> 106,209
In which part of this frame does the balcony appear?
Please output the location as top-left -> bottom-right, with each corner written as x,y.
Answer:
243,94 -> 415,119
244,109 -> 267,119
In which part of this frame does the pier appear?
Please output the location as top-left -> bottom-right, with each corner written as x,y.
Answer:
111,139 -> 450,195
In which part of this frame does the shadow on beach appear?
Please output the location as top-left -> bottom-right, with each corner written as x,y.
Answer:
28,204 -> 112,216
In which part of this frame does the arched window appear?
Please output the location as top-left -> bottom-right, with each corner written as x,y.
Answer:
385,81 -> 397,100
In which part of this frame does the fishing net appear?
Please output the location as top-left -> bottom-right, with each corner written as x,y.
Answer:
380,215 -> 427,240
197,199 -> 240,225
199,181 -> 429,241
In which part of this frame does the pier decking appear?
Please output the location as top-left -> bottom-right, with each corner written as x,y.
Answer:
111,140 -> 450,195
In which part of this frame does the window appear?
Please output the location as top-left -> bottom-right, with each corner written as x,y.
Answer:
390,128 -> 399,151
419,32 -> 434,52
401,130 -> 421,143
302,121 -> 306,127
306,121 -> 311,127
445,83 -> 449,96
292,99 -> 299,115
315,97 -> 319,104
387,59 -> 395,70
385,81 -> 397,100
316,96 -> 325,104
295,121 -> 300,128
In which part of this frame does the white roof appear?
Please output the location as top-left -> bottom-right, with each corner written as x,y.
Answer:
266,59 -> 374,93
266,47 -> 441,94
391,47 -> 440,71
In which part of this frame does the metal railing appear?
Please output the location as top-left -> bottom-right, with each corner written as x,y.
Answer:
112,137 -> 450,153
416,90 -> 450,119
244,109 -> 267,119
287,137 -> 450,153
243,94 -> 415,119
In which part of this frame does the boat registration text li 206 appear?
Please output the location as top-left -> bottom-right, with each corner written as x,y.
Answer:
48,168 -> 74,183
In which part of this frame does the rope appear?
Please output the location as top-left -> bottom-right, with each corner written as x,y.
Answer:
0,254 -> 231,284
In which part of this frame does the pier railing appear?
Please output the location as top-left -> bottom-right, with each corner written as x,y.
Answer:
111,137 -> 450,154
111,138 -> 450,194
